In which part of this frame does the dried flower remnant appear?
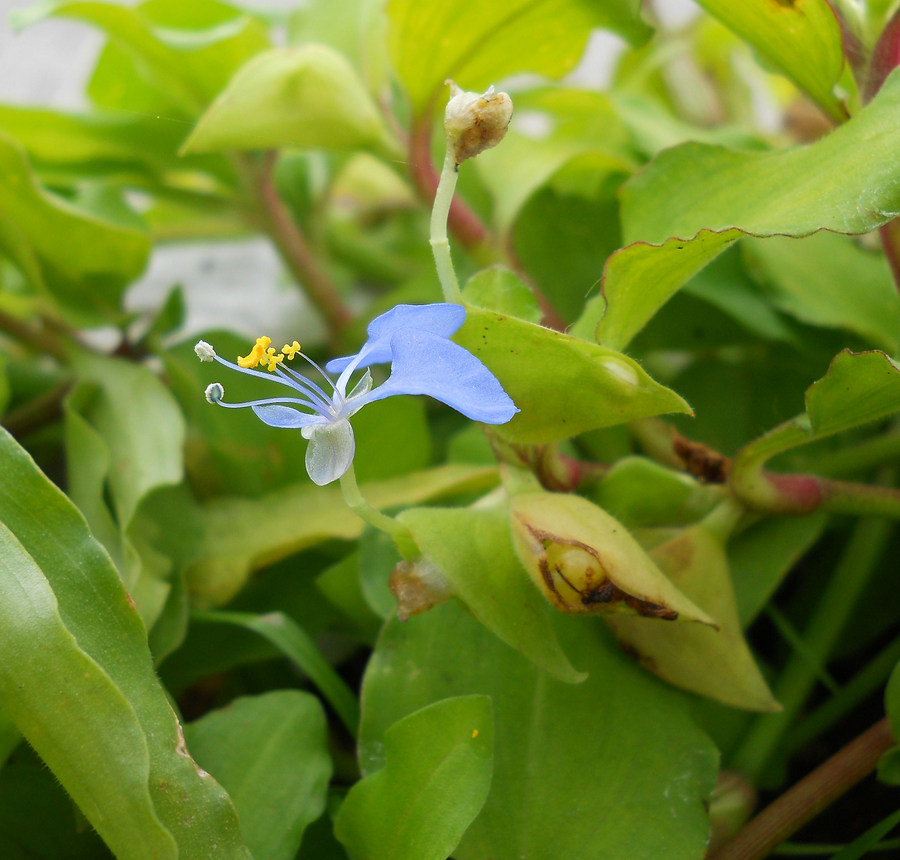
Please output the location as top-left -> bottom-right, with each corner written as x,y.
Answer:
444,81 -> 513,166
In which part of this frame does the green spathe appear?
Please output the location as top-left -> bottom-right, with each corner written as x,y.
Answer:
454,306 -> 691,444
509,491 -> 717,626
606,525 -> 782,712
182,45 -> 396,155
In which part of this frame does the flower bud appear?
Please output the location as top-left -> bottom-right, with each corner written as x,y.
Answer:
389,558 -> 452,621
509,491 -> 715,625
444,80 -> 513,166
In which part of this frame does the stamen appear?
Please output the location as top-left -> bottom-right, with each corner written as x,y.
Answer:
195,341 -> 216,362
283,341 -> 302,360
238,336 -> 272,368
264,347 -> 284,372
205,382 -> 224,404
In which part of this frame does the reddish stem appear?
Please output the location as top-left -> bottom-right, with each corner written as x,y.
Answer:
709,718 -> 895,860
251,153 -> 352,345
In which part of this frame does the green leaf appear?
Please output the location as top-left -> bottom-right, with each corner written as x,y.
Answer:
454,306 -> 691,445
387,0 -> 650,115
182,46 -> 398,156
70,355 -> 185,528
695,0 -> 847,121
0,428 -> 250,857
13,0 -> 270,117
0,523 -> 176,859
191,611 -> 360,735
462,265 -> 541,323
744,233 -> 900,352
571,230 -> 736,347
397,505 -> 586,684
590,456 -> 723,529
606,523 -> 781,712
0,104 -> 221,187
0,133 -> 149,324
359,602 -> 718,859
335,696 -> 493,860
576,68 -> 900,349
474,87 -> 636,233
514,185 -> 624,325
185,691 -> 332,860
0,752 -> 110,858
806,350 -> 900,437
186,464 -> 499,607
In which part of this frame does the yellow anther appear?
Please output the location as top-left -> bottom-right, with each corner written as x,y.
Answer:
282,340 -> 302,360
263,347 -> 284,372
237,336 -> 272,368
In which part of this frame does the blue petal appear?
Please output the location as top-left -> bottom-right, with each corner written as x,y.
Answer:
252,404 -> 323,428
305,419 -> 356,485
326,303 -> 466,373
359,329 -> 518,424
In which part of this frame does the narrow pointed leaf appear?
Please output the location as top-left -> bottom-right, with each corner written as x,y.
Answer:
0,524 -> 177,859
182,46 -> 396,155
0,429 -> 251,857
576,68 -> 900,349
186,464 -> 499,606
0,132 -> 149,323
606,525 -> 781,712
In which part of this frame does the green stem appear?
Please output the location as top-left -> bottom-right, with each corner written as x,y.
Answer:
730,419 -> 900,518
0,309 -> 68,361
1,380 -> 71,438
429,147 -> 463,303
710,718 -> 895,860
339,463 -> 419,559
813,431 -> 900,477
729,494 -> 894,782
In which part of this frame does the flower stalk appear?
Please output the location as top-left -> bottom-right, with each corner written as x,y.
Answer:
339,464 -> 419,558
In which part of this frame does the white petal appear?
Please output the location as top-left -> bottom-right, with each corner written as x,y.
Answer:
305,419 -> 356,486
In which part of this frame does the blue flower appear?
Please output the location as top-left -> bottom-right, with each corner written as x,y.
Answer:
196,303 -> 518,485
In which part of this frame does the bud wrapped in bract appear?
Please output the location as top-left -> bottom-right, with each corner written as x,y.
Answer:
444,81 -> 513,166
509,491 -> 715,625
